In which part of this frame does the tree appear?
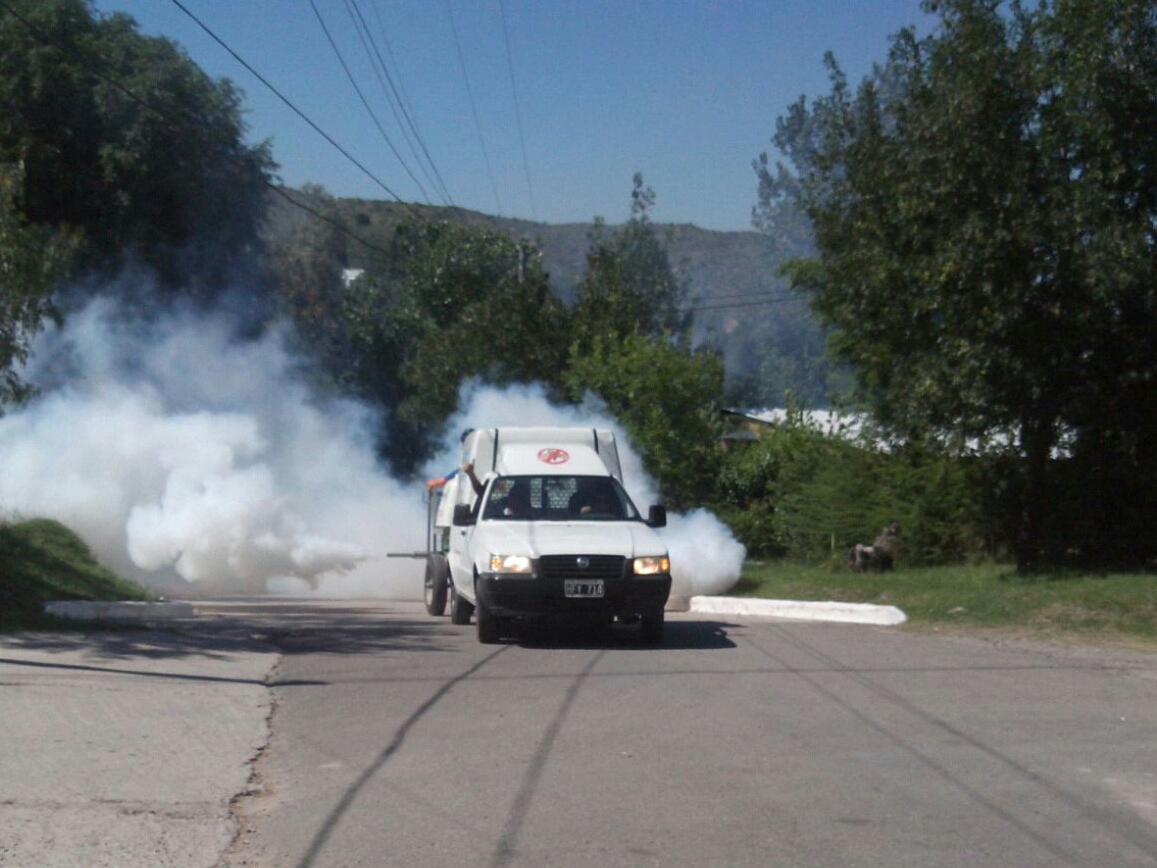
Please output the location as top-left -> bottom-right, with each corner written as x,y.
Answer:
1031,0 -> 1157,566
563,176 -> 721,506
343,219 -> 571,474
0,164 -> 78,408
758,0 -> 1157,569
0,0 -> 275,294
572,174 -> 687,349
564,332 -> 724,509
265,185 -> 352,369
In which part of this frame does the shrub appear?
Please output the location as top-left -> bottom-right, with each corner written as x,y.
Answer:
715,420 -> 988,566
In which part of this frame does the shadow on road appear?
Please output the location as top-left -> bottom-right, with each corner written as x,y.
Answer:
0,601 -> 461,666
1,603 -> 741,688
507,616 -> 739,650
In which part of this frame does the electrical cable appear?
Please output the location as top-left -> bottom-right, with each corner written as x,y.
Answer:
498,0 -> 537,221
353,0 -> 455,207
168,0 -> 419,212
443,0 -> 504,216
692,289 -> 791,303
341,0 -> 441,203
686,293 -> 808,313
307,0 -> 433,203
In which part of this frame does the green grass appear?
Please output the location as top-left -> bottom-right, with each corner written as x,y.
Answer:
736,560 -> 1157,649
0,518 -> 154,632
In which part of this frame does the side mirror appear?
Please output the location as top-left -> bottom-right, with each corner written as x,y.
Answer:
453,503 -> 476,527
647,505 -> 667,528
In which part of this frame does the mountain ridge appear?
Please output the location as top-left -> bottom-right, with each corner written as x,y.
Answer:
271,191 -> 839,405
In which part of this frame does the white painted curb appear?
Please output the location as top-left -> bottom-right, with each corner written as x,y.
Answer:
40,597 -> 906,627
689,596 -> 907,626
44,600 -> 195,622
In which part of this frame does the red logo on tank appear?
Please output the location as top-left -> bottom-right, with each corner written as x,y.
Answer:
537,447 -> 570,465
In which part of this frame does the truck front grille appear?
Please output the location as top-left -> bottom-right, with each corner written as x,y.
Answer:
539,554 -> 626,582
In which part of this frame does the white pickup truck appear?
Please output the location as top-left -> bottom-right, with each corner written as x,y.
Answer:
422,427 -> 672,644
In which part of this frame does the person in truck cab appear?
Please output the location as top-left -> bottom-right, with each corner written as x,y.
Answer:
480,477 -> 531,519
568,476 -> 623,518
503,481 -> 531,517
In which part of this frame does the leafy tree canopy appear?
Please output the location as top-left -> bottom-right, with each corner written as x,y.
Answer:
0,0 -> 275,294
0,165 -> 78,409
564,332 -> 724,509
341,218 -> 570,474
573,173 -> 687,349
562,176 -> 723,506
758,0 -> 1157,568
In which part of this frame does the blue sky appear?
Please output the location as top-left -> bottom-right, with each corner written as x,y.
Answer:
92,1 -> 931,232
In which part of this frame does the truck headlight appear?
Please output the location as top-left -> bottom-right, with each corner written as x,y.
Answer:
490,554 -> 533,574
633,555 -> 670,576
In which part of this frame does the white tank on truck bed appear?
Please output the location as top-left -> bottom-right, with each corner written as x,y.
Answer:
464,426 -> 624,483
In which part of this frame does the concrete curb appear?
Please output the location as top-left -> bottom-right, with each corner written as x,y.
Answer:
43,597 -> 907,627
688,595 -> 907,626
44,600 -> 196,622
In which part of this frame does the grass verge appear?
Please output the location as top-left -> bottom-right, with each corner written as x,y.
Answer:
0,518 -> 154,632
736,560 -> 1157,650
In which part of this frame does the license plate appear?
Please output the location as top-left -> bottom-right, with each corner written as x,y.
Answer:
564,580 -> 605,598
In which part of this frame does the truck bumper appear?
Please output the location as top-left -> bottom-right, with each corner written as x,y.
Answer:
477,572 -> 671,619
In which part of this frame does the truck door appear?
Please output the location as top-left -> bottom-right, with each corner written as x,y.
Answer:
448,482 -> 483,604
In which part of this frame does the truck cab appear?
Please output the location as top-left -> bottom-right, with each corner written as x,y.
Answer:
439,428 -> 672,644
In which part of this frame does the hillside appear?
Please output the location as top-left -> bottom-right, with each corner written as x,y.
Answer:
266,191 -> 843,406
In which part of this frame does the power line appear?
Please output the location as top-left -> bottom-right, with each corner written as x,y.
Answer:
342,0 -> 442,203
307,0 -> 433,203
497,0 -> 537,221
692,288 -> 803,303
687,293 -> 808,313
168,0 -> 419,213
443,0 -> 504,216
269,186 -> 395,258
367,1 -> 414,109
352,0 -> 455,206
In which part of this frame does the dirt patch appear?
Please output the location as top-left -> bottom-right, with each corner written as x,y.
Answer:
903,622 -> 1157,667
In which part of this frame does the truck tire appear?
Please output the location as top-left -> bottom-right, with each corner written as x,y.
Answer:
476,600 -> 500,644
640,608 -> 664,645
450,585 -> 473,625
424,556 -> 448,616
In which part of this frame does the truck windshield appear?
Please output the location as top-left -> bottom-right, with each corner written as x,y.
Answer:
482,475 -> 640,521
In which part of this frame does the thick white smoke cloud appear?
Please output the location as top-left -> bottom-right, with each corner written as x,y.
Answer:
436,382 -> 746,599
0,296 -> 426,597
0,298 -> 743,601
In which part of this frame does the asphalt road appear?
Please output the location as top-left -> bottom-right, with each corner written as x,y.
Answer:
216,601 -> 1157,868
0,618 -> 277,868
4,600 -> 1157,868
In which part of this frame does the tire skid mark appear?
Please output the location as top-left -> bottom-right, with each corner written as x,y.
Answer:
746,624 -> 1157,866
293,645 -> 510,868
487,650 -> 607,868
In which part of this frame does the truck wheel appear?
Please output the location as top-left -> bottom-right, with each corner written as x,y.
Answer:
640,609 -> 664,645
476,601 -> 500,644
450,585 -> 473,625
424,556 -> 448,616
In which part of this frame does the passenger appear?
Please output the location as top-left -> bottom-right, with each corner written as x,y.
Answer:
462,461 -> 485,496
504,481 -> 531,517
483,478 -> 531,519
